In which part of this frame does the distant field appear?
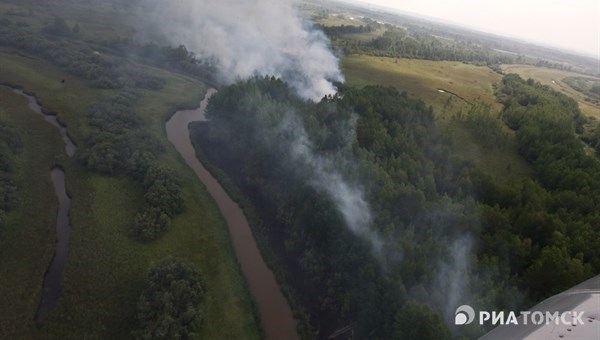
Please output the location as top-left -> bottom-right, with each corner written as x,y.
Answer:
343,55 -> 502,114
343,55 -> 533,182
501,64 -> 600,119
316,15 -> 366,27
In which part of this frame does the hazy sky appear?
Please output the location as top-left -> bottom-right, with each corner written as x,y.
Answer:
345,0 -> 599,58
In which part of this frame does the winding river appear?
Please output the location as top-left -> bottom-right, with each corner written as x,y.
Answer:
34,167 -> 71,326
165,89 -> 299,340
13,89 -> 76,157
9,87 -> 75,326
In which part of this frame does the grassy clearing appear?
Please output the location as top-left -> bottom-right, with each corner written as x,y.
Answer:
500,64 -> 600,119
0,87 -> 64,337
0,50 -> 261,339
343,55 -> 533,182
343,55 -> 502,114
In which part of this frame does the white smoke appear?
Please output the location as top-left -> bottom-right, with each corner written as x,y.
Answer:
139,0 -> 344,101
436,236 -> 473,321
279,114 -> 384,254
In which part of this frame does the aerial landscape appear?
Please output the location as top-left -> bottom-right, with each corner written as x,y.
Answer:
0,0 -> 598,339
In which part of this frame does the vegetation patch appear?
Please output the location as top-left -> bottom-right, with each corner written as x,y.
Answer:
133,257 -> 206,339
500,64 -> 600,119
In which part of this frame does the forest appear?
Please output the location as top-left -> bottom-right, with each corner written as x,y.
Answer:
191,75 -> 600,339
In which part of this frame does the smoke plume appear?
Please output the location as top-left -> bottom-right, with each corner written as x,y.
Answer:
437,236 -> 473,321
139,0 -> 344,101
279,113 -> 384,254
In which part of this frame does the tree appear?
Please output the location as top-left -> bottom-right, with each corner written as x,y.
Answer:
46,16 -> 72,36
130,208 -> 171,241
392,302 -> 451,340
133,257 -> 206,340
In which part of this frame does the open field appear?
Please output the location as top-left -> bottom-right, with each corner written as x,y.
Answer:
0,43 -> 261,340
501,64 -> 600,119
343,55 -> 502,114
343,55 -> 533,182
316,15 -> 367,27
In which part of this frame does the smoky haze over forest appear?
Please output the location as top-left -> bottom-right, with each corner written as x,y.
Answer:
136,0 -> 476,316
136,0 -> 389,261
137,0 -> 344,101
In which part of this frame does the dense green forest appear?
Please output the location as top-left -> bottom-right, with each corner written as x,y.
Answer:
191,75 -> 599,339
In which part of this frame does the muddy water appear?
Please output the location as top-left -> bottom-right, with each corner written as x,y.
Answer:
9,87 -> 75,326
166,89 -> 299,340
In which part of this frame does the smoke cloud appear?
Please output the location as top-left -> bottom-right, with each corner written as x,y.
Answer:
139,0 -> 344,101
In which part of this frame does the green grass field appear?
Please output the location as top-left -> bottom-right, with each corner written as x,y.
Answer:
343,55 -> 533,182
0,39 -> 261,340
501,64 -> 600,119
343,55 -> 502,114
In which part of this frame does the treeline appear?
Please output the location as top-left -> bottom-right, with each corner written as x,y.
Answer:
317,24 -> 375,37
0,24 -> 165,90
475,74 -> 600,299
0,121 -> 22,226
325,25 -> 575,71
79,90 -> 183,241
327,27 -> 516,65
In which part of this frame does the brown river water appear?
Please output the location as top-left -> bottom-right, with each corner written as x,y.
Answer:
165,89 -> 299,340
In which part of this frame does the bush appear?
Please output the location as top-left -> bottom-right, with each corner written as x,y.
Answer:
130,208 -> 171,242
